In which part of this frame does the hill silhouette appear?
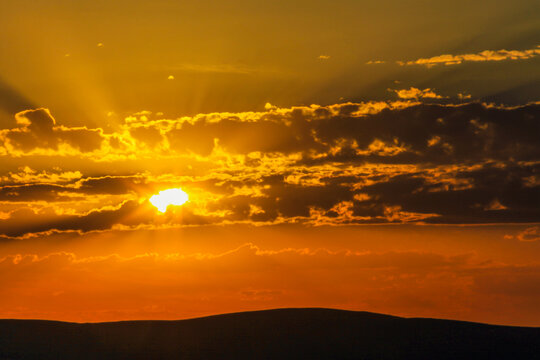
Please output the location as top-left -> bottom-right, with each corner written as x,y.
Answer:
1,308 -> 539,359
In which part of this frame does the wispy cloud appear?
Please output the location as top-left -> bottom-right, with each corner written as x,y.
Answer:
505,227 -> 540,242
398,46 -> 540,67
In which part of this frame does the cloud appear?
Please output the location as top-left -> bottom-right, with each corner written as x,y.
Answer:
0,108 -> 104,156
390,87 -> 445,99
506,227 -> 540,242
398,45 -> 540,67
5,102 -> 539,163
0,167 -> 81,185
2,159 -> 538,238
142,102 -> 539,164
0,200 -> 145,238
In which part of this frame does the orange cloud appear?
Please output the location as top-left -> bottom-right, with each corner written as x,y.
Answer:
506,227 -> 540,242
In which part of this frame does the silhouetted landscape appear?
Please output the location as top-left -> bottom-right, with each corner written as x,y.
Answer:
1,308 -> 539,359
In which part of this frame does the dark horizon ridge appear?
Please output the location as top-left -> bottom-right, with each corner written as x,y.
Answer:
1,307 -> 539,359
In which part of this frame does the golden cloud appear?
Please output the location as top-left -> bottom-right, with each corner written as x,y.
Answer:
398,46 -> 540,67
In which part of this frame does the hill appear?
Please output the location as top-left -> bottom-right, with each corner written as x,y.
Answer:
1,308 -> 539,359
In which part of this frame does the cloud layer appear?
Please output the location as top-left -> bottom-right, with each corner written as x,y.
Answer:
0,101 -> 539,237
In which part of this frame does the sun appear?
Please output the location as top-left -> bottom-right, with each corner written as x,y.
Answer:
149,188 -> 189,213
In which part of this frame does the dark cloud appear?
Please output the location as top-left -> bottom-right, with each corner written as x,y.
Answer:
166,116 -> 321,156
205,160 -> 540,225
0,200 -> 142,238
302,102 -> 540,164
2,108 -> 103,153
2,103 -> 539,163
357,163 -> 540,224
0,176 -> 148,202
0,184 -> 76,202
0,194 -> 221,238
77,176 -> 150,195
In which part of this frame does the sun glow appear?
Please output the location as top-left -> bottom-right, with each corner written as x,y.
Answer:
149,188 -> 189,213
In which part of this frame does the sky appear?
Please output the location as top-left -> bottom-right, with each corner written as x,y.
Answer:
0,0 -> 539,326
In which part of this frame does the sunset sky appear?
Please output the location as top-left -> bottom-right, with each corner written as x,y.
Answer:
0,0 -> 539,326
